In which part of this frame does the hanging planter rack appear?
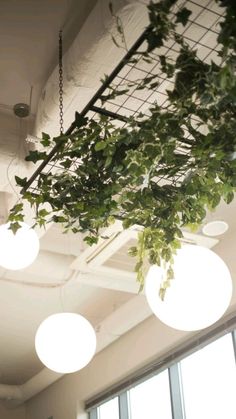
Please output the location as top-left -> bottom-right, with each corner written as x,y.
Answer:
21,26 -> 152,194
10,0 -> 236,296
21,1 -> 223,194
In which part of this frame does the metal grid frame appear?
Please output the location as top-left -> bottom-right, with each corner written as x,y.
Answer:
23,0 -> 224,195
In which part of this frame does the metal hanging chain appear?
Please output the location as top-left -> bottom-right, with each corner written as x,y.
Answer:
59,30 -> 64,135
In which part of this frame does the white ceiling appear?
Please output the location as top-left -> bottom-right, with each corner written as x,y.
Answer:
0,0 -> 96,114
0,0 -> 235,401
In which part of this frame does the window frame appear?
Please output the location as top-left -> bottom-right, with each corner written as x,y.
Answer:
87,314 -> 236,419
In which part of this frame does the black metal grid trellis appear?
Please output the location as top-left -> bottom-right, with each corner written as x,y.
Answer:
23,0 -> 224,195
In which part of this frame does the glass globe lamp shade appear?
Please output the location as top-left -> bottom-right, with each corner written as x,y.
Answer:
145,245 -> 232,331
0,222 -> 39,270
35,313 -> 97,373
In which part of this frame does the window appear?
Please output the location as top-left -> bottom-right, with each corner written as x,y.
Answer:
88,328 -> 236,419
98,397 -> 119,419
128,370 -> 172,419
180,334 -> 236,419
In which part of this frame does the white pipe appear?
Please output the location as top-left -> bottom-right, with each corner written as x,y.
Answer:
96,295 -> 152,352
3,250 -> 74,287
0,295 -> 151,406
20,369 -> 64,402
0,385 -> 22,401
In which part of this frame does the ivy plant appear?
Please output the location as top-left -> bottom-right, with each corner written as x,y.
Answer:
10,0 -> 236,298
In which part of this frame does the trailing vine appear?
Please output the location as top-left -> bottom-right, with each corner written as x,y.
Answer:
9,0 -> 236,298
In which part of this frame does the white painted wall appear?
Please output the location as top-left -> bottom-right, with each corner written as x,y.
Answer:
0,403 -> 25,419
25,315 -> 189,419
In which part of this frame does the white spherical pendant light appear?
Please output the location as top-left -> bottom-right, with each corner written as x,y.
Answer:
0,222 -> 39,270
145,245 -> 232,331
35,313 -> 97,373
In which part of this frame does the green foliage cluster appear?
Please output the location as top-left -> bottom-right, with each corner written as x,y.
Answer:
11,0 -> 236,298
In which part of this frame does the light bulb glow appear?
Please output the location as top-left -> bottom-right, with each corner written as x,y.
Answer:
145,245 -> 232,331
35,313 -> 97,373
0,222 -> 39,270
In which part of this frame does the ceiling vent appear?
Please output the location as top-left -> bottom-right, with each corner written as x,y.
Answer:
71,223 -> 219,294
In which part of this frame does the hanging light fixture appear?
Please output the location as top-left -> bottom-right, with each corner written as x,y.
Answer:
34,32 -> 97,374
145,244 -> 232,331
35,313 -> 97,373
0,222 -> 39,270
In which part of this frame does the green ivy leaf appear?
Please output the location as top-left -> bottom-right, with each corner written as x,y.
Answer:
23,192 -> 36,206
146,31 -> 164,52
8,213 -> 24,222
105,156 -> 112,167
52,215 -> 67,223
10,203 -> 23,214
75,112 -> 88,129
60,159 -> 72,169
128,246 -> 138,257
41,132 -> 50,147
9,222 -> 21,235
38,209 -> 50,217
135,261 -> 143,272
95,141 -> 107,151
25,150 -> 47,163
83,236 -> 99,246
159,287 -> 166,301
15,176 -> 28,188
175,7 -> 192,26
225,191 -> 234,204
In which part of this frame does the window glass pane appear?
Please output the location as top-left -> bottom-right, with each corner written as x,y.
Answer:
181,333 -> 236,419
128,370 -> 172,419
98,397 -> 119,419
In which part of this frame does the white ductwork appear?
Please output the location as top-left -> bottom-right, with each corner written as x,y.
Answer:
96,294 -> 151,352
0,385 -> 23,401
4,250 -> 74,285
0,295 -> 151,406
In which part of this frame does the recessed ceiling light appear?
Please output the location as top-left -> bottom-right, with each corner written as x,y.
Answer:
202,220 -> 229,237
